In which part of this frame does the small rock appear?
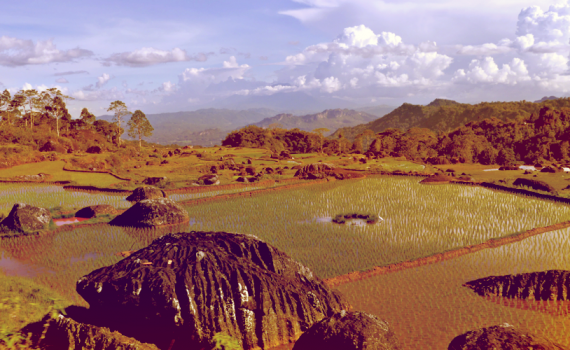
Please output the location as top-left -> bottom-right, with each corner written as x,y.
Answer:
75,205 -> 118,218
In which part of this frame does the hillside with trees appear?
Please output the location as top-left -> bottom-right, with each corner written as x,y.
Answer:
331,98 -> 570,141
0,88 -> 154,168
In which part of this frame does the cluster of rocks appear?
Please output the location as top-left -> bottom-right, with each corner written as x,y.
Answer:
75,205 -> 118,219
271,150 -> 293,160
12,173 -> 50,181
142,177 -> 168,186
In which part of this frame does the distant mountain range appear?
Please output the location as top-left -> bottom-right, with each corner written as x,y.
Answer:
330,98 -> 570,140
251,108 -> 391,135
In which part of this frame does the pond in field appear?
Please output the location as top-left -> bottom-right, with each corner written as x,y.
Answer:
337,227 -> 570,350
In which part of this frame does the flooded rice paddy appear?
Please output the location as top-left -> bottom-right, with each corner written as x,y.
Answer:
1,177 -> 570,348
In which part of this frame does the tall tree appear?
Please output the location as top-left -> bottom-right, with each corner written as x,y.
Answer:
0,90 -> 12,125
14,89 -> 40,131
313,128 -> 329,154
107,101 -> 130,145
127,110 -> 154,149
41,88 -> 73,137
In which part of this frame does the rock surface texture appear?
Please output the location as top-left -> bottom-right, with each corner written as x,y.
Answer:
126,186 -> 167,202
464,270 -> 570,301
0,203 -> 51,234
76,231 -> 348,350
295,163 -> 336,179
292,311 -> 400,350
38,314 -> 159,350
448,324 -> 567,350
75,205 -> 118,218
109,198 -> 188,227
197,174 -> 220,185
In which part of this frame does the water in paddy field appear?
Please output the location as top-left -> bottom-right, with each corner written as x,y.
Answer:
337,228 -> 570,349
0,251 -> 52,277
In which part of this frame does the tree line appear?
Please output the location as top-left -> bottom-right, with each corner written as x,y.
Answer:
0,89 -> 153,150
222,105 -> 570,166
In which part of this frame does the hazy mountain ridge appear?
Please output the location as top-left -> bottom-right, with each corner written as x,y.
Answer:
331,98 -> 570,140
252,108 -> 383,134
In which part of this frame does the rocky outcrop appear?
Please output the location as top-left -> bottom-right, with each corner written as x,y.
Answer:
513,178 -> 556,193
75,205 -> 118,219
292,311 -> 400,350
464,270 -> 570,301
126,186 -> 167,202
109,198 -> 189,227
37,314 -> 159,350
76,231 -> 348,350
142,177 -> 167,186
448,324 -> 567,350
0,203 -> 51,234
197,174 -> 219,185
13,173 -> 51,181
295,163 -> 336,179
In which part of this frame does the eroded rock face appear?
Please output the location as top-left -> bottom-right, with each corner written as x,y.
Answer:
295,163 -> 336,179
292,311 -> 400,350
464,270 -> 570,301
0,203 -> 51,234
39,314 -> 159,350
126,186 -> 167,202
76,231 -> 348,350
109,198 -> 188,227
75,205 -> 118,219
448,324 -> 567,350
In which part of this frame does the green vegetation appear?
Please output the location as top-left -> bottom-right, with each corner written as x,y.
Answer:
0,270 -> 70,349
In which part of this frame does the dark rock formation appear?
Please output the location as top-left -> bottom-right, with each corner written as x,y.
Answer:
37,314 -> 159,350
448,324 -> 567,350
76,231 -> 348,350
295,163 -> 336,179
0,203 -> 51,234
499,165 -> 519,171
86,145 -> 103,154
464,270 -> 570,301
236,176 -> 250,183
143,177 -> 168,186
109,198 -> 189,227
541,166 -> 561,173
197,174 -> 219,185
126,186 -> 167,202
512,178 -> 556,193
292,311 -> 400,350
76,205 -> 118,219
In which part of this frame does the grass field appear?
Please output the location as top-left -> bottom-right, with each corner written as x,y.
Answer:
0,161 -> 119,187
337,227 -> 570,349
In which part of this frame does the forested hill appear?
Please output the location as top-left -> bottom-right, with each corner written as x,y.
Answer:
98,108 -> 276,145
251,108 -> 382,134
331,98 -> 570,140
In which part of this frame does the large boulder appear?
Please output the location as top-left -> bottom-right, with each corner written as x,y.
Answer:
109,198 -> 189,227
197,174 -> 219,185
513,178 -> 556,193
464,270 -> 570,301
76,231 -> 348,350
35,313 -> 159,350
295,163 -> 336,179
142,177 -> 167,186
126,186 -> 167,202
0,203 -> 51,234
75,205 -> 118,219
292,311 -> 400,350
448,324 -> 567,350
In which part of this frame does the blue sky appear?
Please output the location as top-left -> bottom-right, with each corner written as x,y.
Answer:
1,0 -> 570,116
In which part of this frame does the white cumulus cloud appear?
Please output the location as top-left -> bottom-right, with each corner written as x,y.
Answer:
0,36 -> 92,66
104,47 -> 213,67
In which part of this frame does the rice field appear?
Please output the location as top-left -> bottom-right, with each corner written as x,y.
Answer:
184,177 -> 570,278
336,227 -> 570,349
1,176 -> 570,347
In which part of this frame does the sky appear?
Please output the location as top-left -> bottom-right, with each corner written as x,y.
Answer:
2,0 -> 570,116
